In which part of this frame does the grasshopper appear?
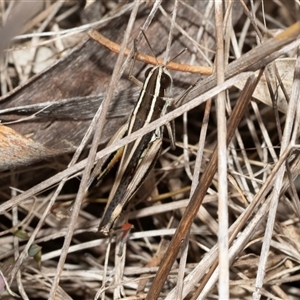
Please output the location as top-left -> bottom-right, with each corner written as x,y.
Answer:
89,35 -> 179,235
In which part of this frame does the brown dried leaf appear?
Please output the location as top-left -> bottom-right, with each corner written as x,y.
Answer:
281,224 -> 300,253
0,125 -> 60,171
234,58 -> 296,113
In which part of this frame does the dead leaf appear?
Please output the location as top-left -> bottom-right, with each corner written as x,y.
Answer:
234,58 -> 296,113
0,125 -> 61,171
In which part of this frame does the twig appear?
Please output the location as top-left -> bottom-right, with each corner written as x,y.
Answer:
88,29 -> 213,75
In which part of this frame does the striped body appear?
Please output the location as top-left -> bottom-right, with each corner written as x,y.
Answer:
99,65 -> 173,234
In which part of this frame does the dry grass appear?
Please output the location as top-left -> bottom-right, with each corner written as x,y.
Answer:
0,1 -> 300,299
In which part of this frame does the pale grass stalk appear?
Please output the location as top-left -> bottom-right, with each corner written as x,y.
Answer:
113,250 -> 126,299
97,237 -> 112,300
12,3 -> 135,41
162,1 -> 190,298
201,195 -> 273,299
188,0 -> 215,195
22,1 -> 63,83
251,101 -> 278,162
215,1 -> 229,298
159,4 -> 214,66
229,130 -> 257,196
11,179 -> 29,300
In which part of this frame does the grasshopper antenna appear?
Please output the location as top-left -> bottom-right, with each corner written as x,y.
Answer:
164,0 -> 179,65
166,48 -> 187,66
141,0 -> 179,66
141,29 -> 159,65
140,30 -> 186,68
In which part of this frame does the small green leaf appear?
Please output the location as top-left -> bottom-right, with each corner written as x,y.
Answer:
34,249 -> 42,267
28,244 -> 42,257
13,230 -> 29,240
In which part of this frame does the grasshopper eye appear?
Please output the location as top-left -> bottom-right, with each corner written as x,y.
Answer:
144,67 -> 152,78
161,72 -> 172,89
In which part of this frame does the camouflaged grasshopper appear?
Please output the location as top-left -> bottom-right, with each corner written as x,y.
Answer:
89,34 -> 179,235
